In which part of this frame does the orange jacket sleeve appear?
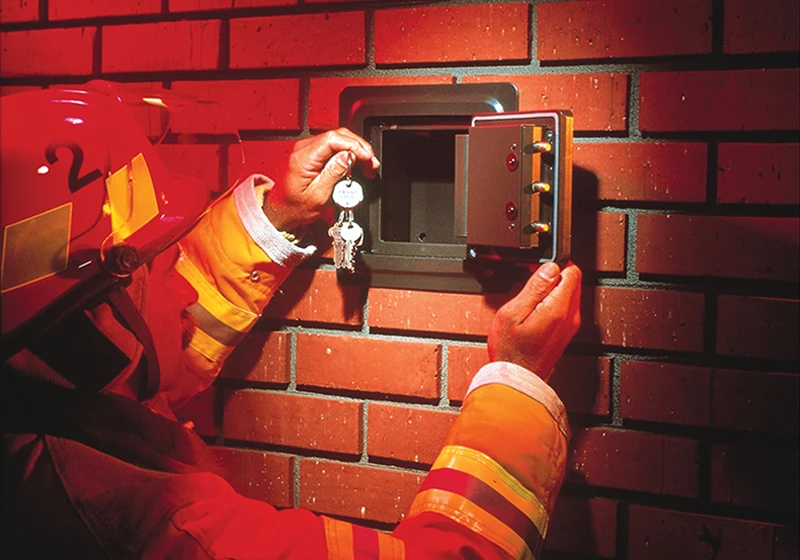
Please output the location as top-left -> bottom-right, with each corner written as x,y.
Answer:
145,363 -> 567,559
171,174 -> 316,403
396,362 -> 570,559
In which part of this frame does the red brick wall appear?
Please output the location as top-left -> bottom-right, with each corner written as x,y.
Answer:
3,0 -> 798,556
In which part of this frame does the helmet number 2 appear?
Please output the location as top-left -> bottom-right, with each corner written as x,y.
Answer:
45,139 -> 103,194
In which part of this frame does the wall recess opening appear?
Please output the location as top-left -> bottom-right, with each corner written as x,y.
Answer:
340,84 -> 519,292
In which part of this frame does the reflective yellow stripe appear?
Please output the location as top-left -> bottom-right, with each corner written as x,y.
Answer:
322,517 -> 404,560
1,202 -> 71,292
409,488 -> 533,560
377,531 -> 405,559
186,326 -> 233,364
433,445 -> 549,537
106,153 -> 158,243
186,302 -> 247,347
323,517 -> 355,560
174,249 -> 258,333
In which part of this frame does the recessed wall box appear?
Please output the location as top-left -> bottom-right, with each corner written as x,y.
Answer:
339,84 -> 573,293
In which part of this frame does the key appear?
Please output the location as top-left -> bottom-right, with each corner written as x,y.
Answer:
328,212 -> 347,270
340,220 -> 363,245
335,212 -> 362,274
329,152 -> 366,274
329,210 -> 361,273
340,219 -> 363,274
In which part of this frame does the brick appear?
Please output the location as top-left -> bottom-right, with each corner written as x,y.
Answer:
58,81 -> 163,92
578,287 -> 705,352
627,505 -> 777,560
724,0 -> 800,54
172,79 -> 301,131
573,142 -> 707,202
462,73 -> 628,132
0,0 -> 38,23
171,0 -> 295,11
230,13 -> 365,70
263,269 -> 363,327
711,444 -> 799,511
219,330 -> 290,385
538,0 -> 711,61
621,360 -> 800,434
445,344 -> 486,403
308,76 -> 453,131
447,345 -> 612,416
663,437 -> 700,498
571,211 -> 626,273
295,334 -> 441,399
171,0 -> 228,9
103,20 -> 221,73
211,447 -> 294,508
716,296 -> 799,361
236,140 -> 295,187
367,288 -> 503,337
223,390 -> 362,455
639,69 -> 800,132
374,3 -> 529,66
1,28 -> 96,77
620,361 -> 711,426
545,497 -> 617,557
548,355 -> 612,417
156,144 -> 223,192
567,428 -> 698,496
712,370 -> 799,435
300,459 -> 425,524
367,403 -> 457,466
717,143 -> 800,205
637,214 -> 800,282
0,85 -> 42,97
174,386 -> 220,437
50,0 -> 160,20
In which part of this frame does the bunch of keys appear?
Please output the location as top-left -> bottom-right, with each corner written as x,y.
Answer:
328,152 -> 365,274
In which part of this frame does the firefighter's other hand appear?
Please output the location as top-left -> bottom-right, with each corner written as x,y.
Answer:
262,128 -> 380,232
487,262 -> 582,382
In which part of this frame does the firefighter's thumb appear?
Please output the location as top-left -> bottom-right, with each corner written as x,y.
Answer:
319,151 -> 351,186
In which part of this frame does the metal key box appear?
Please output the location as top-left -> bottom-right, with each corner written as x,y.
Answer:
339,84 -> 573,293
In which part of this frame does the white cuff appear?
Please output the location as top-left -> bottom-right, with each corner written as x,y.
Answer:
233,174 -> 316,268
466,361 -> 570,441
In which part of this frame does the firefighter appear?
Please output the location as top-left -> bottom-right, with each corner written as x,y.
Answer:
1,82 -> 581,559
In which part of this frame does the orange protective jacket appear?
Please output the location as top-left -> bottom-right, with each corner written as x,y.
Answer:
1,175 -> 569,559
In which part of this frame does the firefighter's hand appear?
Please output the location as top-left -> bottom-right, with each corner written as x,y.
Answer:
487,262 -> 582,382
262,128 -> 380,232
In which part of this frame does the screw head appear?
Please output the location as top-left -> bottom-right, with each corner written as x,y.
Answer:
506,152 -> 518,172
505,201 -> 518,221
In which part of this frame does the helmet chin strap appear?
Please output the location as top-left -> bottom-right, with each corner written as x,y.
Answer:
107,285 -> 161,402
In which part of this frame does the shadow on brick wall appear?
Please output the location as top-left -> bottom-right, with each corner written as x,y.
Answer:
543,164 -> 609,557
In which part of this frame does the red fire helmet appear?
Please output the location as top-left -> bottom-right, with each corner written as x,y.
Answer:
1,81 -> 243,357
